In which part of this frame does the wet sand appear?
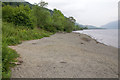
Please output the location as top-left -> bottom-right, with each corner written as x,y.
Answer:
10,32 -> 118,78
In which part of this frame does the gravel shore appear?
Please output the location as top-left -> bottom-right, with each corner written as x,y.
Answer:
10,32 -> 118,78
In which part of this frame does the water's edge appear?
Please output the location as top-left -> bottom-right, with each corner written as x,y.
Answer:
73,29 -> 118,48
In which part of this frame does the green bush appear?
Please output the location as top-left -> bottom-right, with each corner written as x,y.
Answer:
2,5 -> 14,22
2,4 -> 33,28
13,11 -> 33,27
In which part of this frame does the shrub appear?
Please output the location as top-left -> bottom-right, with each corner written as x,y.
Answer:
2,4 -> 33,28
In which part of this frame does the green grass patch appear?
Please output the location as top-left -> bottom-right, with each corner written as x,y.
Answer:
2,44 -> 19,78
3,22 -> 53,45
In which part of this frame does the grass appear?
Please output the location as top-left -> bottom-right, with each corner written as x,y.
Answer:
3,22 -> 53,45
2,44 -> 19,78
2,22 -> 53,79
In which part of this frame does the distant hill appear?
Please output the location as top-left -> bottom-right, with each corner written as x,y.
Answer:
75,23 -> 99,29
101,21 -> 118,29
86,25 -> 98,29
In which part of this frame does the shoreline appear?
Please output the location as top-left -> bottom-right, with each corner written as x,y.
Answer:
10,32 -> 118,78
73,32 -> 109,47
73,29 -> 118,48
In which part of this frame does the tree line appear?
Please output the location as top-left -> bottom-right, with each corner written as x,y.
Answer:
2,1 -> 83,33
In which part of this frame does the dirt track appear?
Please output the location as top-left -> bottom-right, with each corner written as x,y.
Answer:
10,33 -> 118,78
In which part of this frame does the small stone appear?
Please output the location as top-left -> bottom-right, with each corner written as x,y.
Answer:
32,43 -> 37,45
60,61 -> 67,63
81,43 -> 84,44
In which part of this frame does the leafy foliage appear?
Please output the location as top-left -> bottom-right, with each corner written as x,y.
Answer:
2,5 -> 33,28
2,1 -> 86,33
31,4 -> 52,29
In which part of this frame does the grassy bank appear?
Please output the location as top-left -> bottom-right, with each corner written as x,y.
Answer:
2,22 -> 53,78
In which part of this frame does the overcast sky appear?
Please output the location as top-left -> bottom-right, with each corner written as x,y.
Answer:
25,0 -> 119,27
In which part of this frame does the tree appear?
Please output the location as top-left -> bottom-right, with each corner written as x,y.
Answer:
64,18 -> 74,32
52,9 -> 66,31
68,16 -> 76,23
38,0 -> 48,8
32,2 -> 51,29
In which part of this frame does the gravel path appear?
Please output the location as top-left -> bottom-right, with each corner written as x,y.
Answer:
10,33 -> 118,78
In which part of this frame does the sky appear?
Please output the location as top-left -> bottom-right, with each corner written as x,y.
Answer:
25,0 -> 119,27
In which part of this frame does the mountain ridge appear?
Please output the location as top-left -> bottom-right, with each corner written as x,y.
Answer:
75,23 -> 99,29
101,21 -> 118,29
